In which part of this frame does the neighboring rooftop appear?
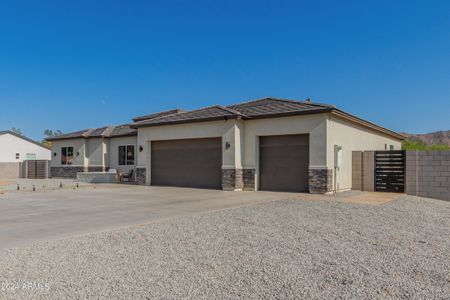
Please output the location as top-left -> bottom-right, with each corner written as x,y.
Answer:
0,130 -> 50,149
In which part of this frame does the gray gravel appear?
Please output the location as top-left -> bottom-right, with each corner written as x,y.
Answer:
0,195 -> 449,299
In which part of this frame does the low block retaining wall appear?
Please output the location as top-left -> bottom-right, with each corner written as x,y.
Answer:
0,162 -> 21,179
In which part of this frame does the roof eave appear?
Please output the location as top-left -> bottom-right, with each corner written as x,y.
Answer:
241,108 -> 333,120
108,132 -> 138,138
45,136 -> 88,142
46,131 -> 138,141
130,115 -> 241,128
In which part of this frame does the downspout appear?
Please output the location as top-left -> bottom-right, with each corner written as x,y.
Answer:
333,145 -> 342,194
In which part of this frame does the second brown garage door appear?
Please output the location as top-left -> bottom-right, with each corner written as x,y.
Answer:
151,138 -> 222,189
259,134 -> 309,192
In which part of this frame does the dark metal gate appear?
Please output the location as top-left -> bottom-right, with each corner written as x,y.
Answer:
375,150 -> 405,193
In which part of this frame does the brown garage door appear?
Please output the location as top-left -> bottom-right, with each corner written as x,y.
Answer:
151,138 -> 222,189
259,134 -> 309,192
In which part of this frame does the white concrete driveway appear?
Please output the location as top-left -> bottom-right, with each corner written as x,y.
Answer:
0,185 -> 292,248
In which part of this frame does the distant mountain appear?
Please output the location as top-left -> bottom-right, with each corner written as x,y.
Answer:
402,130 -> 450,146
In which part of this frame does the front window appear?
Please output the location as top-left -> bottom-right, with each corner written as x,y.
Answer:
61,147 -> 74,165
119,145 -> 135,165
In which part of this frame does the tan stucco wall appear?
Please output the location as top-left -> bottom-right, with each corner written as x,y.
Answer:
242,114 -> 328,168
50,138 -> 86,167
137,119 -> 238,185
327,116 -> 402,191
86,138 -> 104,167
51,136 -> 138,171
241,114 -> 328,190
137,114 -> 328,188
109,136 -> 137,173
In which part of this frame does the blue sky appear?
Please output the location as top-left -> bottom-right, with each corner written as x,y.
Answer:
0,0 -> 449,141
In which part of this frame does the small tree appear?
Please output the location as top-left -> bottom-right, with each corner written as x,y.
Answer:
11,127 -> 23,136
42,129 -> 62,148
44,129 -> 62,137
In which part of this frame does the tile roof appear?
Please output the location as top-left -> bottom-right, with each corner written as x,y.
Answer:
132,109 -> 186,122
130,97 -> 333,128
48,109 -> 188,141
131,105 -> 243,127
45,129 -> 92,141
227,97 -> 334,118
46,124 -> 137,141
109,124 -> 137,137
129,97 -> 404,140
45,97 -> 404,141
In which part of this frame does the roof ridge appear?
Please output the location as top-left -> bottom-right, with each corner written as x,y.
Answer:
227,96 -> 334,108
133,108 -> 189,125
82,128 -> 96,138
216,105 -> 246,117
132,108 -> 186,122
268,97 -> 335,108
102,125 -> 116,137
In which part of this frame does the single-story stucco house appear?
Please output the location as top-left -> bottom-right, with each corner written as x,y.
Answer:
47,97 -> 404,193
0,131 -> 51,178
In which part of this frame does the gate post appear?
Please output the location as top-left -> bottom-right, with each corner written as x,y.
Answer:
363,151 -> 375,192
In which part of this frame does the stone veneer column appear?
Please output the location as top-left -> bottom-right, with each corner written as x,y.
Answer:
243,169 -> 256,191
136,167 -> 146,185
221,168 -> 243,191
222,168 -> 257,191
308,168 -> 333,194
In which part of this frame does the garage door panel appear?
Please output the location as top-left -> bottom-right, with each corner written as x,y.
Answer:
151,138 -> 222,189
259,134 -> 309,192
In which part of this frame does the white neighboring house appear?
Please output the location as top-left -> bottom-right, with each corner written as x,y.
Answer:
0,131 -> 51,178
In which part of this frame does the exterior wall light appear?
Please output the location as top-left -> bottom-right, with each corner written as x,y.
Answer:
54,152 -> 57,157
139,145 -> 144,152
225,142 -> 231,150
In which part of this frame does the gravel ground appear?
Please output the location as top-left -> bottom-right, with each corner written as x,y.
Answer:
0,195 -> 449,299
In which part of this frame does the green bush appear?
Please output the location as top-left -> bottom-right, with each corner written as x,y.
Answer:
402,139 -> 449,151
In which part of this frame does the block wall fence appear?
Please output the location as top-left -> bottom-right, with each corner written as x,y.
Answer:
352,150 -> 450,201
405,150 -> 450,201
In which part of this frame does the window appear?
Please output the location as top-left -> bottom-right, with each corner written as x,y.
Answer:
119,145 -> 135,165
61,147 -> 74,165
26,153 -> 36,160
15,153 -> 20,160
390,145 -> 394,151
